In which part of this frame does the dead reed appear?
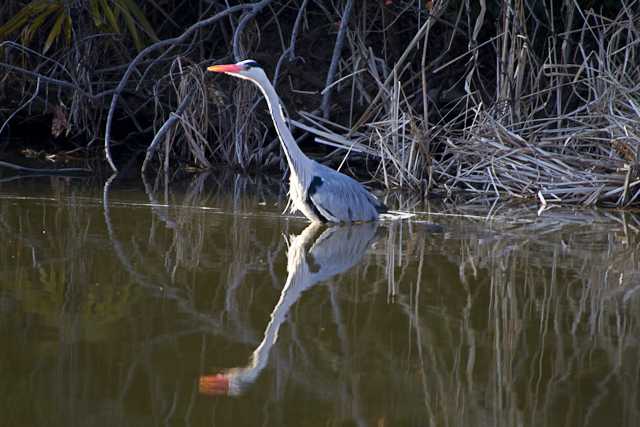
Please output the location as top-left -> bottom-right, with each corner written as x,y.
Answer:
293,0 -> 640,207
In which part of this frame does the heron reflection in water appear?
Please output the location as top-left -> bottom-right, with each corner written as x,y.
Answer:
199,221 -> 378,396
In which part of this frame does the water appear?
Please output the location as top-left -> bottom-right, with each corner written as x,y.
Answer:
1,173 -> 639,426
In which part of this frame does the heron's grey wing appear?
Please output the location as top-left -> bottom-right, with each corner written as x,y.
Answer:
306,223 -> 378,281
307,165 -> 383,222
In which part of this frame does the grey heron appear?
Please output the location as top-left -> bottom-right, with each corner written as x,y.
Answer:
207,60 -> 387,223
199,221 -> 378,396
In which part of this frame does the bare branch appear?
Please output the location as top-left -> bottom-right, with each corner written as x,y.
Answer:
0,160 -> 91,175
141,93 -> 193,174
321,0 -> 353,119
232,0 -> 275,61
104,4 -> 254,173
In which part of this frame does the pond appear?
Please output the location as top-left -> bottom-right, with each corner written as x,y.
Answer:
1,173 -> 639,426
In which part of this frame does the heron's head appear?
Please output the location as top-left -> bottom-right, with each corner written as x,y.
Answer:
207,59 -> 265,82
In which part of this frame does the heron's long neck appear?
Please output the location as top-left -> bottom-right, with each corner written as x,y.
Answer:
239,264 -> 311,384
255,78 -> 309,173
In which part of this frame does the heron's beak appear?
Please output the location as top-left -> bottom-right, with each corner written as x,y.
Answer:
199,374 -> 230,396
207,64 -> 242,74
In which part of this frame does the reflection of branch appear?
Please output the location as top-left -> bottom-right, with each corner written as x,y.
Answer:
141,173 -> 177,229
138,171 -> 289,345
102,174 -> 243,340
328,284 -> 367,427
0,174 -> 84,184
103,174 -> 171,296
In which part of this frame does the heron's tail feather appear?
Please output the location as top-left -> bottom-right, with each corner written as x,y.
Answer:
379,210 -> 415,221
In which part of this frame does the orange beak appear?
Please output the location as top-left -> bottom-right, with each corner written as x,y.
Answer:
207,64 -> 242,73
199,374 -> 230,396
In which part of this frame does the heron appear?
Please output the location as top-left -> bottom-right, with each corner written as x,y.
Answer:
207,59 -> 387,223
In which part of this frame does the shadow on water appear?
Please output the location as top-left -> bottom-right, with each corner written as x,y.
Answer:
0,172 -> 639,426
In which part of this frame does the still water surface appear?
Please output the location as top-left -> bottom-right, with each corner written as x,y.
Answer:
1,174 -> 639,426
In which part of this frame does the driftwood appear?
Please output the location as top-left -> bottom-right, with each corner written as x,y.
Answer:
0,160 -> 91,175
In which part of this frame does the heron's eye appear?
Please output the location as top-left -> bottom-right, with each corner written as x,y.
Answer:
244,60 -> 259,69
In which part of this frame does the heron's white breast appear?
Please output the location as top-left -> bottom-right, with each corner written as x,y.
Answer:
288,172 -> 321,222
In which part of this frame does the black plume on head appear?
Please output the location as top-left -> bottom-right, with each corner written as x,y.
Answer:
242,60 -> 259,69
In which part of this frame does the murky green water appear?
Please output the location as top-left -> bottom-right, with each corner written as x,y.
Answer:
1,174 -> 639,426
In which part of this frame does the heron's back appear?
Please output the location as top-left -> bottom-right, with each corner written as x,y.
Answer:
306,162 -> 386,223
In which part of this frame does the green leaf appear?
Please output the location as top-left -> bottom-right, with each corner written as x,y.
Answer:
89,0 -> 103,28
22,4 -> 60,46
117,4 -> 143,51
117,0 -> 158,41
24,0 -> 52,15
0,7 -> 36,40
64,13 -> 72,43
99,0 -> 121,34
43,9 -> 66,54
20,0 -> 52,19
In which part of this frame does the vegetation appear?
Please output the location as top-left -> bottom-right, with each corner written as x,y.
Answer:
0,0 -> 157,53
1,0 -> 639,206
